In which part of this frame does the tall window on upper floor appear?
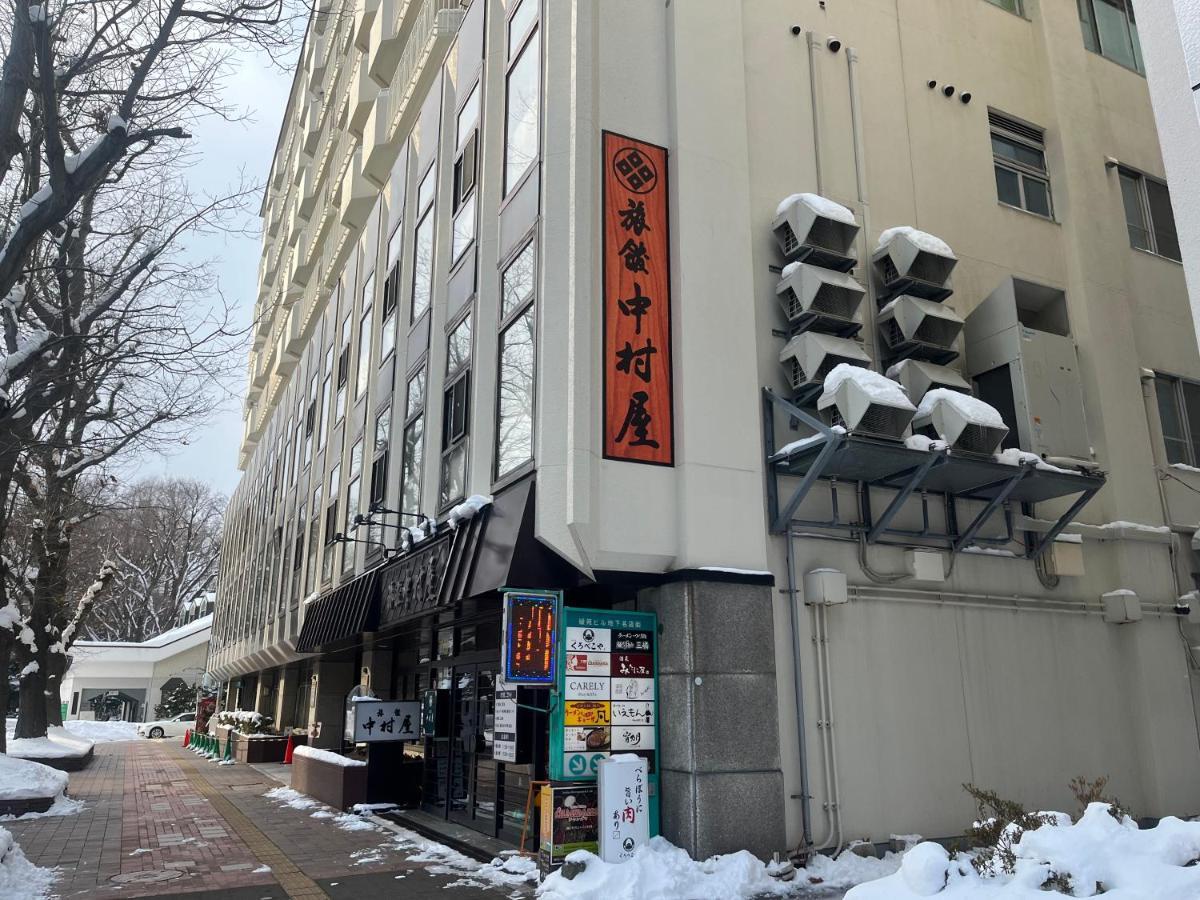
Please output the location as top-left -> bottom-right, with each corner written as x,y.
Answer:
303,375 -> 317,468
401,367 -> 426,515
344,438 -> 363,573
336,313 -> 351,422
496,240 -> 536,479
292,407 -> 303,484
319,347 -> 333,448
990,111 -> 1052,219
985,0 -> 1022,13
440,313 -> 472,507
1078,0 -> 1143,73
381,227 -> 402,364
504,0 -> 540,195
356,272 -> 374,401
412,166 -> 437,323
453,83 -> 480,262
1118,169 -> 1181,262
1155,374 -> 1200,467
290,502 -> 305,602
305,485 -> 322,595
369,405 -> 391,548
323,463 -> 340,583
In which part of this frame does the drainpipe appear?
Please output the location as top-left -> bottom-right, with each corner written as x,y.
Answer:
846,46 -> 878,357
785,529 -> 814,850
807,31 -> 824,194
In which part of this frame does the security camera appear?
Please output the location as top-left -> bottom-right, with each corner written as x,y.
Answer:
826,36 -> 841,53
791,25 -> 802,36
942,85 -> 955,98
960,92 -> 972,104
927,80 -> 937,89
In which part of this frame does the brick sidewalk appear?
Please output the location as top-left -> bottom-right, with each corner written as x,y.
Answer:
7,741 -> 534,899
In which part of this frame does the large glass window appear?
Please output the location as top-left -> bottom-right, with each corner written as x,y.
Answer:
412,167 -> 436,322
401,368 -> 426,516
453,83 -> 480,262
322,465 -> 340,582
1118,169 -> 1181,262
336,313 -> 351,422
1155,375 -> 1200,467
369,405 -> 391,548
440,315 -> 472,507
1078,0 -> 1143,73
985,0 -> 1021,13
990,112 -> 1052,219
504,2 -> 540,195
356,273 -> 374,400
496,241 -> 536,479
305,485 -> 322,594
319,347 -> 333,449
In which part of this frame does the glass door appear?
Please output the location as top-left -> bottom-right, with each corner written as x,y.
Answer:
446,664 -> 499,835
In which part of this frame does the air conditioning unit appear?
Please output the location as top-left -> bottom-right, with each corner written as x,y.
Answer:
772,193 -> 860,272
776,262 -> 866,335
817,363 -> 915,441
872,226 -> 957,302
913,389 -> 1009,456
877,295 -> 963,363
887,359 -> 971,402
779,332 -> 871,402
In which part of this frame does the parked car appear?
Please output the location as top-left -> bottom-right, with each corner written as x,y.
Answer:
137,712 -> 197,739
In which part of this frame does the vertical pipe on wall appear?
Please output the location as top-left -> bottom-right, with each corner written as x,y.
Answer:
807,31 -> 824,194
846,46 -> 878,358
785,530 -> 814,850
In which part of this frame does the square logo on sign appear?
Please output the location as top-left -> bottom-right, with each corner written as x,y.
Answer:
564,677 -> 611,701
613,630 -> 653,653
611,701 -> 654,726
612,726 -> 656,751
613,653 -> 653,678
566,652 -> 611,676
566,626 -> 611,653
611,678 -> 655,702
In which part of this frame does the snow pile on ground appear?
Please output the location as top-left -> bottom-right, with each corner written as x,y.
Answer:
845,804 -> 1200,899
0,825 -> 57,900
61,719 -> 137,742
0,754 -> 67,801
331,812 -> 378,832
262,787 -> 320,811
0,794 -> 85,822
6,726 -> 94,759
538,837 -> 795,900
801,847 -> 904,892
291,745 -> 365,767
877,225 -> 955,258
387,829 -> 538,890
776,192 -> 857,225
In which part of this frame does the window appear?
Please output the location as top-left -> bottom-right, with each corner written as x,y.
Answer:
303,376 -> 317,468
344,439 -> 363,572
453,83 -> 480,262
336,314 -> 351,421
322,465 -> 340,582
990,111 -> 1052,219
496,241 -> 536,478
305,486 -> 322,594
381,244 -> 399,364
985,0 -> 1021,13
504,1 -> 540,195
1078,0 -> 1143,73
1118,169 -> 1181,262
369,406 -> 391,548
319,347 -> 333,448
356,273 -> 374,400
401,368 -> 426,515
1155,375 -> 1200,467
412,167 -> 436,323
440,314 -> 472,507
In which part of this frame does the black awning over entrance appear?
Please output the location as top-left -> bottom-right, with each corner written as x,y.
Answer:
295,569 -> 380,653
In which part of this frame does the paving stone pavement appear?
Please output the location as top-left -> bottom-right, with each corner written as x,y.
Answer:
7,741 -> 535,899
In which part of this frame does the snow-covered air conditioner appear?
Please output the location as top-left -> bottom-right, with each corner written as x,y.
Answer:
872,226 -> 957,302
817,363 -> 915,441
776,262 -> 866,332
887,359 -> 971,402
877,296 -> 964,362
779,332 -> 871,398
912,389 -> 1009,456
772,193 -> 860,271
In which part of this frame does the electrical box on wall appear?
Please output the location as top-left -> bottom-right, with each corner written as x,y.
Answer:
905,550 -> 946,582
963,278 -> 1091,463
804,568 -> 848,606
1045,535 -> 1085,578
1101,589 -> 1142,624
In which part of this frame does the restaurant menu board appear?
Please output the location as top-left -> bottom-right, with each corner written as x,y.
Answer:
502,590 -> 559,684
550,607 -> 659,837
539,783 -> 598,873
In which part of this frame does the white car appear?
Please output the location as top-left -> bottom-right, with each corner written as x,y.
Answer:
137,712 -> 197,739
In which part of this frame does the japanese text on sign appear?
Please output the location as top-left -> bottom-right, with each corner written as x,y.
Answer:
602,132 -> 674,465
351,699 -> 421,743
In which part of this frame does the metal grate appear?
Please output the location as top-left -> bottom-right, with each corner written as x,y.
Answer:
853,403 -> 911,441
879,318 -> 906,349
913,316 -> 961,348
907,252 -> 955,286
779,288 -> 804,323
811,282 -> 863,319
778,223 -> 800,257
955,423 -> 1007,456
988,109 -> 1044,145
807,217 -> 844,253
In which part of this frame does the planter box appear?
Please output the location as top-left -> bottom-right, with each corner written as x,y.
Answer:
291,752 -> 367,811
233,735 -> 291,764
0,795 -> 55,817
16,747 -> 94,772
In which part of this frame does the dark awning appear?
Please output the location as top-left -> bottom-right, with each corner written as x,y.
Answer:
295,569 -> 380,653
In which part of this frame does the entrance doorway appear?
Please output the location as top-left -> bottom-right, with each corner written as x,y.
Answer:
447,664 -> 498,835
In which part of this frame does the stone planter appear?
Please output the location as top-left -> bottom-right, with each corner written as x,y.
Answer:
233,734 -> 291,764
0,796 -> 55,817
15,747 -> 94,771
291,752 -> 367,811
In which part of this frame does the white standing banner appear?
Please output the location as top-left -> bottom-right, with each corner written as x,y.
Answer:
351,699 -> 421,742
494,683 -> 519,763
597,754 -> 649,863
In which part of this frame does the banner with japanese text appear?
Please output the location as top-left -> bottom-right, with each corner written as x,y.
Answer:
602,131 -> 674,465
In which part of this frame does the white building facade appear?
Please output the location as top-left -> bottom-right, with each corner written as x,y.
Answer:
212,0 -> 1200,859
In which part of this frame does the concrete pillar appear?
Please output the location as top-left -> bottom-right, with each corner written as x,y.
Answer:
252,675 -> 270,716
640,578 -> 786,861
275,666 -> 299,730
308,658 -> 357,749
361,638 -> 393,698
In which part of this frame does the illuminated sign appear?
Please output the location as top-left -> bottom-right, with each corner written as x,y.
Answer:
502,590 -> 559,684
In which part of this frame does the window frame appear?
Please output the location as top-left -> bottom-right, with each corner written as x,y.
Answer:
1117,167 -> 1181,263
984,0 -> 1023,15
1154,373 -> 1200,468
439,311 -> 473,510
990,114 -> 1053,219
503,0 -> 541,198
400,364 -> 427,516
494,237 -> 538,483
411,165 -> 437,325
1077,0 -> 1144,74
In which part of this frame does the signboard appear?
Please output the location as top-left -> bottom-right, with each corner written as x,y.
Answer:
421,689 -> 438,737
502,590 -> 559,684
494,683 -> 518,763
598,755 -> 650,862
539,783 -> 598,873
602,131 -> 674,465
351,699 -> 421,743
550,607 -> 659,837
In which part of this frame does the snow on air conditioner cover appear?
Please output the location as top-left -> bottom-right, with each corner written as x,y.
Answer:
817,363 -> 916,441
772,193 -> 860,270
912,389 -> 1009,456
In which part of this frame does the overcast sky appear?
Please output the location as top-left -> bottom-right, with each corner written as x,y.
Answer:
141,49 -> 294,500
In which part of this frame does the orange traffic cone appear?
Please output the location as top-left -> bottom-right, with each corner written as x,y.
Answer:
183,729 -> 191,748
282,733 -> 295,765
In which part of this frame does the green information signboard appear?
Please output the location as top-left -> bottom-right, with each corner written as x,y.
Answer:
549,606 -> 660,836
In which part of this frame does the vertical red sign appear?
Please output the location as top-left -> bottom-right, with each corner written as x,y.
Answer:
602,131 -> 674,465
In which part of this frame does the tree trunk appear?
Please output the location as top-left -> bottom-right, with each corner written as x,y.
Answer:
14,659 -> 46,739
0,635 -> 10,753
44,651 -> 65,727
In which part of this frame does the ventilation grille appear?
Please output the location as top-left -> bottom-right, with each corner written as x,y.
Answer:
807,217 -> 843,253
814,353 -> 861,383
786,358 -> 805,390
779,223 -> 800,257
880,319 -> 905,349
879,256 -> 900,285
812,282 -> 861,318
913,316 -> 961,348
988,109 -> 1044,145
855,404 -> 911,441
955,423 -> 1007,456
908,253 -> 955,286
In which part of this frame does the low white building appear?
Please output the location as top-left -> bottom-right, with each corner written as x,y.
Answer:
60,615 -> 212,722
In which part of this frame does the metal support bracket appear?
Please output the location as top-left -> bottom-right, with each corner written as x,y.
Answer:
952,464 -> 1034,553
764,389 -> 844,534
867,451 -> 947,544
1027,487 -> 1101,558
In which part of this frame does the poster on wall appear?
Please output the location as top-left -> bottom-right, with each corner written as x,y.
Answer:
601,131 -> 674,465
